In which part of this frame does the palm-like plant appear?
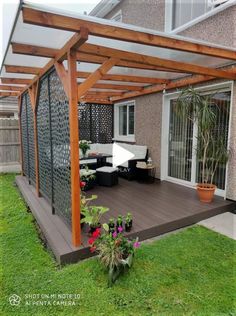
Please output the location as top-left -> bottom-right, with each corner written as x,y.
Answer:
176,87 -> 229,186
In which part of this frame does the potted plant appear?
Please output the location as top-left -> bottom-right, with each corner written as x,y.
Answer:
79,140 -> 92,157
125,212 -> 133,232
80,191 -> 97,228
80,166 -> 96,191
176,87 -> 230,203
89,223 -> 140,287
108,218 -> 115,233
116,215 -> 123,232
80,204 -> 109,234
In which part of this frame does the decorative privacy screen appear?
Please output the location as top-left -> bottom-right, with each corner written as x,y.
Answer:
78,103 -> 113,143
20,67 -> 114,228
37,68 -> 71,225
20,92 -> 35,184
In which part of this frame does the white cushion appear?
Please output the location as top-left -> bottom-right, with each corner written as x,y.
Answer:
80,159 -> 97,165
96,166 -> 118,173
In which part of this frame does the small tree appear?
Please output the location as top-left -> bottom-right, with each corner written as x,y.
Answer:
176,87 -> 229,185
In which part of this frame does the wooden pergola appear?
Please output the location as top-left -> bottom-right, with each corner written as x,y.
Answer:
1,2 -> 236,247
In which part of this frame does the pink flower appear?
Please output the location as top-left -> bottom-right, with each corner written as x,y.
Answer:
133,241 -> 140,248
118,226 -> 123,233
112,231 -> 117,238
92,228 -> 100,239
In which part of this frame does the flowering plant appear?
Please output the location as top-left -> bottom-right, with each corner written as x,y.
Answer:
79,140 -> 92,156
89,223 -> 140,286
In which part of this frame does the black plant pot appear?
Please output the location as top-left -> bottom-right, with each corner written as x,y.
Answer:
108,223 -> 115,234
125,220 -> 133,232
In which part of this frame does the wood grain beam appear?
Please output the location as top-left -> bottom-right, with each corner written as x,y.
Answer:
5,65 -> 41,75
54,61 -> 69,97
79,97 -> 113,104
110,74 -> 220,101
22,7 -> 236,61
12,42 -> 182,73
79,43 -> 236,80
0,85 -> 23,91
85,83 -> 143,91
77,71 -> 170,84
68,48 -> 81,247
77,57 -> 119,98
1,78 -> 31,85
0,91 -> 19,97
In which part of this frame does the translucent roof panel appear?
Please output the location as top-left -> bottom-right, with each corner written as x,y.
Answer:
1,1 -> 235,84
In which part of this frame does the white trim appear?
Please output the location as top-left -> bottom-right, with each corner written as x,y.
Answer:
161,81 -> 233,197
170,0 -> 235,34
224,81 -> 234,199
164,0 -> 174,32
114,100 -> 135,142
110,9 -> 122,22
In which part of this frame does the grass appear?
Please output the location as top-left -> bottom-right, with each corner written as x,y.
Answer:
0,173 -> 236,316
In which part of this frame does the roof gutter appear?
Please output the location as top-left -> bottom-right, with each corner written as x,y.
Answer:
0,0 -> 23,74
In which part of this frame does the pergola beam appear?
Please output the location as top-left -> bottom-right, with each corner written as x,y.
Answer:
77,71 -> 170,84
12,42 -> 184,73
77,57 -> 119,98
0,85 -> 23,91
85,83 -> 144,91
22,7 -> 236,61
5,65 -> 41,75
79,43 -> 236,80
1,78 -> 32,85
111,72 -> 234,102
0,91 -> 19,97
79,98 -> 113,104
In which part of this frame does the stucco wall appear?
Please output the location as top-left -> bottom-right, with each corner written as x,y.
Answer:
134,92 -> 163,178
104,0 -> 165,31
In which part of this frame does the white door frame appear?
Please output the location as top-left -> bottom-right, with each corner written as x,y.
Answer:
161,81 -> 234,198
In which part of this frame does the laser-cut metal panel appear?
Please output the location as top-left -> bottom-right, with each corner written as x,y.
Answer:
26,92 -> 36,185
21,94 -> 29,177
78,103 -> 113,143
49,70 -> 71,225
37,76 -> 52,201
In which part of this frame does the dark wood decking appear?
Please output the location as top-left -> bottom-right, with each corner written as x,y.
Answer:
16,176 -> 235,264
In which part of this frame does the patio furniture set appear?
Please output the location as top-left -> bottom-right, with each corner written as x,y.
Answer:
79,142 -> 149,189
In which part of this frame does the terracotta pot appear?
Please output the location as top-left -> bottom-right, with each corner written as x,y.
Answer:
196,183 -> 216,203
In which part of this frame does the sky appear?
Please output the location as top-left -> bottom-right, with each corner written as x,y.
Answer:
0,0 -> 101,66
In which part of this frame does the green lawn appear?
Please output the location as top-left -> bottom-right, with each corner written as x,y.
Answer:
1,174 -> 235,316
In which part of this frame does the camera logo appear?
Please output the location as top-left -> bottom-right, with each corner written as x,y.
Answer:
9,294 -> 21,306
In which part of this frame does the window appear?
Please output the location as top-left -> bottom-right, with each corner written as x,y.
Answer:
114,101 -> 135,141
110,10 -> 122,22
168,0 -> 229,31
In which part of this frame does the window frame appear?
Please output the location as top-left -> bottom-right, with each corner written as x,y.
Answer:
114,100 -> 135,142
110,10 -> 122,22
165,0 -> 231,33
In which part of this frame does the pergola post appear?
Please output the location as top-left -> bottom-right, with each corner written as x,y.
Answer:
28,81 -> 40,197
67,48 -> 81,247
18,95 -> 23,176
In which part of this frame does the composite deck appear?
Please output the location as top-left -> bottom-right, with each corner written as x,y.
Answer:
16,175 -> 235,264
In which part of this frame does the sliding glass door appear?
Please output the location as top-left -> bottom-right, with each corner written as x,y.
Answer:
167,91 -> 231,191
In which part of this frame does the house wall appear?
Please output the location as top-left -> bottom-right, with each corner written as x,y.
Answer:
104,0 -> 165,31
104,1 -> 236,200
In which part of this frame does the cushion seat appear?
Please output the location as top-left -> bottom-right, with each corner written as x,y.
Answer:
96,166 -> 118,186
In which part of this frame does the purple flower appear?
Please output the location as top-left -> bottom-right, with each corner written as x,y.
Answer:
118,226 -> 123,233
133,241 -> 140,248
112,231 -> 117,238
